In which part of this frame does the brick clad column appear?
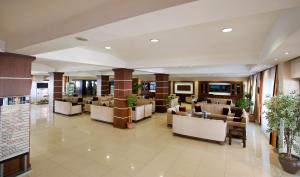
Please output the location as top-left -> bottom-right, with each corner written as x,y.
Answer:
113,68 -> 133,129
155,74 -> 169,113
49,72 -> 64,112
96,75 -> 109,96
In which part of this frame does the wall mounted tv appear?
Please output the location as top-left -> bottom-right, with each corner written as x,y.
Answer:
208,83 -> 231,96
149,82 -> 156,92
37,83 -> 48,89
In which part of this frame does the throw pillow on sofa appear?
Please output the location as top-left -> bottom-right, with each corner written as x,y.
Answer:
226,100 -> 232,105
195,105 -> 202,112
207,99 -> 212,104
171,110 -> 176,114
179,106 -> 186,112
234,109 -> 243,117
222,108 -> 229,115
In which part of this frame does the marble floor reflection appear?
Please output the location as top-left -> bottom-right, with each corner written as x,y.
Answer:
24,104 -> 299,177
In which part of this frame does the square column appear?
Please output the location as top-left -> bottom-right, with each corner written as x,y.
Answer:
113,68 -> 133,129
97,75 -> 109,96
155,74 -> 169,113
49,72 -> 64,112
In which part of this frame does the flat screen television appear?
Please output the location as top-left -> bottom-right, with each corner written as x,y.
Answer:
149,82 -> 156,92
37,83 -> 48,89
208,83 -> 230,95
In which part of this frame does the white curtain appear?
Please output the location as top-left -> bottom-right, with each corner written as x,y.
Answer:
261,67 -> 276,135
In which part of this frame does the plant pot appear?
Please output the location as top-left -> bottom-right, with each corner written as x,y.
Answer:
278,153 -> 300,174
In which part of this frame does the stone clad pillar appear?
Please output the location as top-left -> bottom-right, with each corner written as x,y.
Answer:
113,68 -> 133,129
96,75 -> 110,96
155,74 -> 169,113
49,72 -> 64,112
0,52 -> 35,177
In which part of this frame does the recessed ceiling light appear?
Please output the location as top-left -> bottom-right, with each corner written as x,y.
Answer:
222,28 -> 233,33
105,46 -> 112,50
106,155 -> 110,159
284,51 -> 289,55
150,39 -> 159,43
274,58 -> 278,61
75,36 -> 89,41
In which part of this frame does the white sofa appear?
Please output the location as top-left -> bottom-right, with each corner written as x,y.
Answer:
54,100 -> 82,115
173,115 -> 227,142
132,105 -> 145,121
90,105 -> 114,123
193,103 -> 231,120
206,98 -> 234,106
132,104 -> 153,121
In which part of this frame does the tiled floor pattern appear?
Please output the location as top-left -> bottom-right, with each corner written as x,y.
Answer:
22,105 -> 299,177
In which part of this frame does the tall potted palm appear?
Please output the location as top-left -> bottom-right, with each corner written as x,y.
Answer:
264,93 -> 300,174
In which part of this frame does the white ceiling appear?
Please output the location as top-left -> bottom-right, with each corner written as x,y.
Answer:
1,0 -> 300,77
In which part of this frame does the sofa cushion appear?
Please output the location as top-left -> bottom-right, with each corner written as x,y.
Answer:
211,113 -> 227,119
195,105 -> 202,112
179,106 -> 186,112
222,108 -> 229,115
233,117 -> 243,122
234,110 -> 243,117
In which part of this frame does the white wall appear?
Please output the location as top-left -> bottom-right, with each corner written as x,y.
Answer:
278,61 -> 300,94
0,40 -> 5,52
291,57 -> 300,79
31,75 -> 49,103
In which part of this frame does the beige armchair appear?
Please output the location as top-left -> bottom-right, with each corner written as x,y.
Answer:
54,100 -> 82,115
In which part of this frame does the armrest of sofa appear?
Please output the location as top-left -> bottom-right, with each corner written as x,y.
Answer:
71,105 -> 82,114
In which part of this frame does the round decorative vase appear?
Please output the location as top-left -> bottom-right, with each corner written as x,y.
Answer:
278,153 -> 300,174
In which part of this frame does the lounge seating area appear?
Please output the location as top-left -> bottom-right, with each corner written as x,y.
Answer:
167,101 -> 249,147
3,1 -> 300,177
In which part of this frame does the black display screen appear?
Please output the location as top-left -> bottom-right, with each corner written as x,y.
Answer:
209,85 -> 230,93
37,83 -> 48,88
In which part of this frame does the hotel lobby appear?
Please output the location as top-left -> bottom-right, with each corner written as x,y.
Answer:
1,1 -> 300,177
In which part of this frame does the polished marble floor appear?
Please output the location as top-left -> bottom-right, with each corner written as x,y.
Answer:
23,104 -> 299,177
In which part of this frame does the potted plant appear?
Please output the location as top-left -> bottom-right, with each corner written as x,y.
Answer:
126,95 -> 137,129
132,83 -> 142,94
236,93 -> 253,112
264,92 -> 300,174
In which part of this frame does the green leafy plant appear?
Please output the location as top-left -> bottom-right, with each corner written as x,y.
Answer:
165,96 -> 172,108
127,95 -> 137,108
264,92 -> 300,159
132,83 -> 142,94
36,99 -> 49,105
236,92 -> 254,110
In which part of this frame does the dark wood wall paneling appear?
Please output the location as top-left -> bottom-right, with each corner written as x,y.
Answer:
198,81 -> 244,102
0,52 -> 35,177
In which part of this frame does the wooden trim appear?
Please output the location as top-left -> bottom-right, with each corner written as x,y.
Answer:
259,72 -> 264,125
